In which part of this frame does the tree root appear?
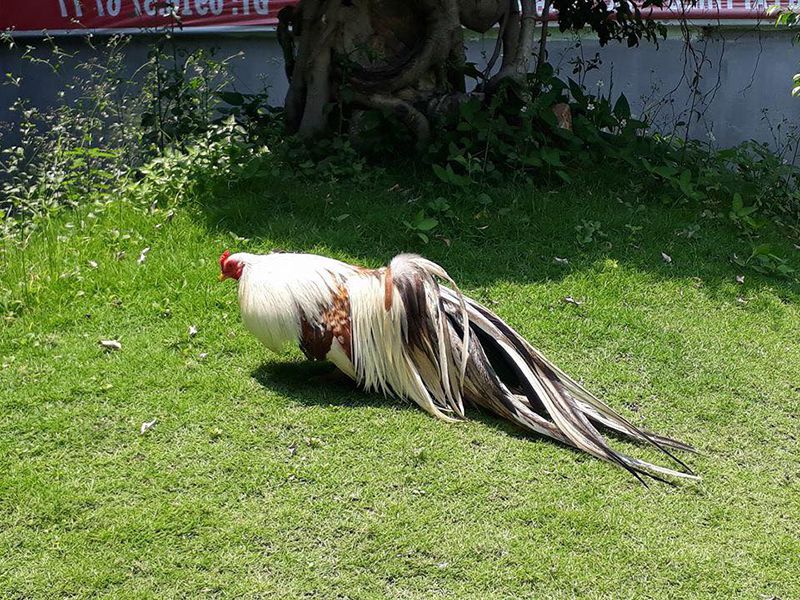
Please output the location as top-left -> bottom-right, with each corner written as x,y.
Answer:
352,92 -> 431,147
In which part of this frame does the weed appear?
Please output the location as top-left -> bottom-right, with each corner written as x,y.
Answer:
403,210 -> 439,244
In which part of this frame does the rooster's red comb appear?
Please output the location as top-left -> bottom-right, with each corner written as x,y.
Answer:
219,250 -> 231,267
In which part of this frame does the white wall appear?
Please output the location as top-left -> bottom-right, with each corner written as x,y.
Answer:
1,27 -> 798,153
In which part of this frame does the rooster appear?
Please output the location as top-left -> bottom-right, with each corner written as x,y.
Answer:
220,250 -> 698,483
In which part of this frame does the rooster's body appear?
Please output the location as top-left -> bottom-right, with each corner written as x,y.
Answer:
221,250 -> 697,482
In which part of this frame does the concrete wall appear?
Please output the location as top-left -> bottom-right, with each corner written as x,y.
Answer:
1,26 -> 798,152
467,27 -> 800,150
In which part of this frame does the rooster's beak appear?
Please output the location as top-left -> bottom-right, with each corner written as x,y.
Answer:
218,273 -> 227,281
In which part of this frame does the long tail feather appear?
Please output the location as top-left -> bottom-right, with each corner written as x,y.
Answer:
436,287 -> 698,482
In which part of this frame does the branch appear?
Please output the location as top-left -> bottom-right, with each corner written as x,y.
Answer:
535,0 -> 552,78
276,6 -> 296,83
515,0 -> 537,79
488,0 -> 536,87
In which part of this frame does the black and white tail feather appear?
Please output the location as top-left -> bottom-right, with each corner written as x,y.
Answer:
388,256 -> 697,483
231,251 -> 698,483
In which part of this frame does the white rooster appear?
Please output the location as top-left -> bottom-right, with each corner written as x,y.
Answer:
220,250 -> 698,483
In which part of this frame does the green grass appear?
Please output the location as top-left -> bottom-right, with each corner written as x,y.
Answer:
2,167 -> 799,599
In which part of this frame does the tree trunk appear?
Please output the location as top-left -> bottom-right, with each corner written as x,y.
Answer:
488,0 -> 536,88
279,0 -> 534,141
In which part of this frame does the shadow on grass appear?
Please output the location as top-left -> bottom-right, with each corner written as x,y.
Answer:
252,360 -> 539,438
250,359 -> 681,474
196,165 -> 800,303
252,360 -> 398,410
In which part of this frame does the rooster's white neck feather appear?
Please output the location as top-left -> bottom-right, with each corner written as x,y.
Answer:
235,252 -> 356,352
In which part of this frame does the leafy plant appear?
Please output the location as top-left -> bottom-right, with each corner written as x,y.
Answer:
729,193 -> 764,231
140,40 -> 244,151
403,210 -> 439,243
216,90 -> 279,143
283,136 -> 371,184
0,31 -> 279,241
733,243 -> 795,278
1,34 -> 140,236
676,223 -> 701,239
576,220 -> 607,245
134,117 -> 270,207
427,197 -> 455,219
769,5 -> 800,96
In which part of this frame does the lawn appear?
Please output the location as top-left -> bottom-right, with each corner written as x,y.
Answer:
1,168 -> 799,598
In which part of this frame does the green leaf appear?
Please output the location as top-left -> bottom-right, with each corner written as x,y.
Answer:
217,91 -> 245,105
613,94 -> 631,120
751,243 -> 773,257
556,170 -> 573,183
415,217 -> 439,232
567,78 -> 587,104
520,154 -> 542,167
654,164 -> 680,179
432,164 -> 450,183
739,206 -> 758,217
675,169 -> 696,198
541,147 -> 563,167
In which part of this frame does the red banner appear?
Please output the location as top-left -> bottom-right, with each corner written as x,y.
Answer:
0,0 -> 292,34
0,0 -> 770,35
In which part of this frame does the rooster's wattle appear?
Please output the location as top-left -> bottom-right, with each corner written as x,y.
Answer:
220,250 -> 697,482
